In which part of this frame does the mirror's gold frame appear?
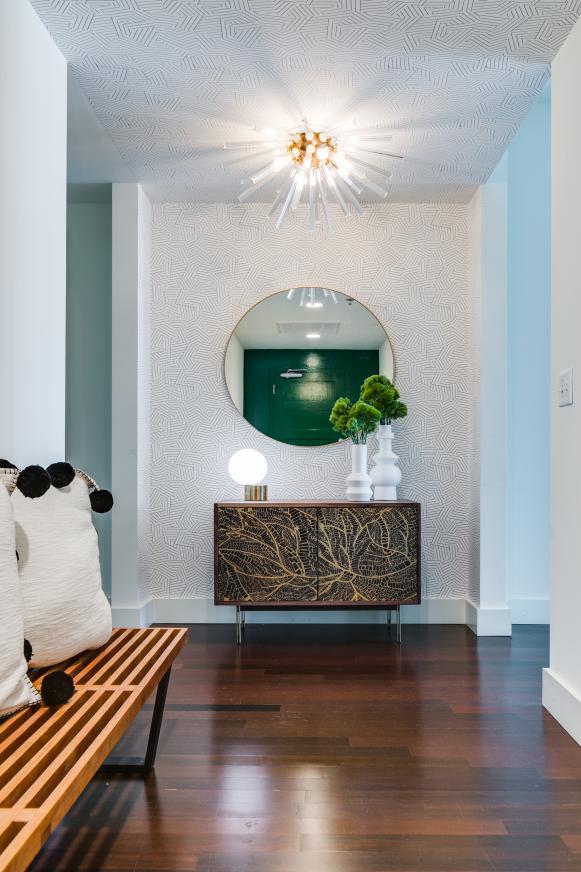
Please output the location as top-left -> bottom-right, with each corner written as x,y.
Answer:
223,286 -> 396,448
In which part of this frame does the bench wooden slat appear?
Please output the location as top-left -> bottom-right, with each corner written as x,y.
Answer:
92,628 -> 169,687
63,627 -> 135,681
11,691 -> 125,809
0,690 -> 103,803
74,627 -> 179,689
0,626 -> 187,872
119,628 -> 184,687
0,813 -> 50,872
76,628 -> 163,687
0,706 -> 56,766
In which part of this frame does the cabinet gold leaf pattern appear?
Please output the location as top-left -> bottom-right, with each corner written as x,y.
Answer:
215,506 -> 317,603
318,506 -> 419,603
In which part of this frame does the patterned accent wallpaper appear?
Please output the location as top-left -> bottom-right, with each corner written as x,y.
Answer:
31,0 -> 575,201
150,202 -> 477,601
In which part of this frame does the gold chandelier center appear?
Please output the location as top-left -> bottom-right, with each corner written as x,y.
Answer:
287,129 -> 338,171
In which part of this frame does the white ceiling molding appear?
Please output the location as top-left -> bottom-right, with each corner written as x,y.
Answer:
32,0 -> 578,203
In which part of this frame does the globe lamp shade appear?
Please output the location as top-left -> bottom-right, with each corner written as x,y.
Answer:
228,449 -> 268,500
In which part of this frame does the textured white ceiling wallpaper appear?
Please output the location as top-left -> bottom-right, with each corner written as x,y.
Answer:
149,201 -> 476,601
32,0 -> 577,202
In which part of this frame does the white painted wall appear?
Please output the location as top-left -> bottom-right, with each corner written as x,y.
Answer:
506,95 -> 551,625
467,189 -> 482,609
111,183 -> 152,626
468,165 -> 512,636
66,195 -> 112,599
137,184 -> 152,615
0,0 -> 67,465
224,333 -> 244,414
467,96 -> 551,632
543,15 -> 581,744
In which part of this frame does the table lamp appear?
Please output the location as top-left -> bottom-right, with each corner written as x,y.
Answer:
228,449 -> 268,501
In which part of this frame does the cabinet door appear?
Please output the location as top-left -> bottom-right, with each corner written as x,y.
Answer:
215,506 -> 317,604
318,505 -> 419,603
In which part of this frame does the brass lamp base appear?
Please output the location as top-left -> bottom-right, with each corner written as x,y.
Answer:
244,484 -> 268,501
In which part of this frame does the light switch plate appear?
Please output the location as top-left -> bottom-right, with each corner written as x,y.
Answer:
558,368 -> 574,407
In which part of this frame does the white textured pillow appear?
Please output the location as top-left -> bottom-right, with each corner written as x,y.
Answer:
13,474 -> 112,668
0,476 -> 39,717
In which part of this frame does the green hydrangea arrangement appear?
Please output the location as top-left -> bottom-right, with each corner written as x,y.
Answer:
329,397 -> 381,444
359,375 -> 407,425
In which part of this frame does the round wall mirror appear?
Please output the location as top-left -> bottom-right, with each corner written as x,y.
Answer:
225,287 -> 394,447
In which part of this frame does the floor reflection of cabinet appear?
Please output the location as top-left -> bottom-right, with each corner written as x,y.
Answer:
214,501 -> 421,642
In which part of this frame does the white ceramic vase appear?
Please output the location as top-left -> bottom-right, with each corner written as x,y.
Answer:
370,423 -> 401,500
346,443 -> 373,502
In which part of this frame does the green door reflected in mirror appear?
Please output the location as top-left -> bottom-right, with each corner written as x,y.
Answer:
225,288 -> 393,447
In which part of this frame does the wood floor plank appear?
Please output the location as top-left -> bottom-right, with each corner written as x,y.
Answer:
26,624 -> 581,872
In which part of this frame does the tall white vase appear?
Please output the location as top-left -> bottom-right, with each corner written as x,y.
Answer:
370,423 -> 401,500
346,443 -> 373,502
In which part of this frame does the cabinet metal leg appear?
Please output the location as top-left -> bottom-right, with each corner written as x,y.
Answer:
236,606 -> 242,645
396,605 -> 401,644
387,610 -> 392,632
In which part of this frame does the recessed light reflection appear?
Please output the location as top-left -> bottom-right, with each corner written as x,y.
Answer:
305,333 -> 321,339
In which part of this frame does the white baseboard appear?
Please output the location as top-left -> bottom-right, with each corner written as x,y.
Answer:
112,597 -> 545,632
509,597 -> 549,624
543,668 -> 581,747
111,599 -> 154,628
465,599 -> 512,636
148,597 -> 467,625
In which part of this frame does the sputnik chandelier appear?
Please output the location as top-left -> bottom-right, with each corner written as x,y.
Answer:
224,120 -> 402,232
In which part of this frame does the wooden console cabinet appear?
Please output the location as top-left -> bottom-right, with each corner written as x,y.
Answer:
214,501 -> 421,641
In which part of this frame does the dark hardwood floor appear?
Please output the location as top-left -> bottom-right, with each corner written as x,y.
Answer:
28,623 -> 581,872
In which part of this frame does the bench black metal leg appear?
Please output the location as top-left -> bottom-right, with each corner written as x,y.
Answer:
101,667 -> 172,775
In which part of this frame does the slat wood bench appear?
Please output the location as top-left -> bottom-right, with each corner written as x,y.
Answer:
0,626 -> 187,872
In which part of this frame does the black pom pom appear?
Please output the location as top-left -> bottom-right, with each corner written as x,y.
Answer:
40,671 -> 75,706
0,459 -> 17,469
90,489 -> 114,513
47,462 -> 75,489
23,639 -> 32,663
17,466 -> 51,499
